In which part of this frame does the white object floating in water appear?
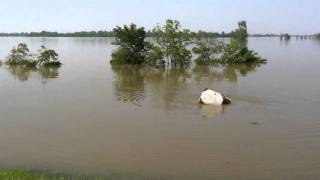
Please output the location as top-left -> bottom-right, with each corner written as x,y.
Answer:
199,88 -> 232,105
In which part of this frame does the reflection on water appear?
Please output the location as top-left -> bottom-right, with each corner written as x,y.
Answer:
3,65 -> 60,83
198,104 -> 225,118
193,63 -> 263,82
111,64 -> 263,107
280,37 -> 292,47
111,65 -> 146,106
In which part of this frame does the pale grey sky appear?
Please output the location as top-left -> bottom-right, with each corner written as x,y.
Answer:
0,0 -> 319,34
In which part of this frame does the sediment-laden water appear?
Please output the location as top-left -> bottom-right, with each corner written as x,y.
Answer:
0,37 -> 319,179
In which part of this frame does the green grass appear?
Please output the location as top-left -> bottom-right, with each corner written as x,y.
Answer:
0,170 -> 113,180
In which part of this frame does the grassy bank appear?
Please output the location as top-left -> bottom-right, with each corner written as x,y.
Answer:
0,169 -> 112,180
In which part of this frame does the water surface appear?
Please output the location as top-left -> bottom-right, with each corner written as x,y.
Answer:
0,37 -> 320,179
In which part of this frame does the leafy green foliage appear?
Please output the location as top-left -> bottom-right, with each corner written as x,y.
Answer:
5,43 -> 61,67
109,20 -> 265,66
111,24 -> 147,64
193,21 -> 265,64
145,44 -> 164,66
37,46 -> 61,66
234,21 -> 248,41
111,47 -> 136,64
221,39 -> 265,63
5,43 -> 37,67
192,39 -> 224,64
154,19 -> 193,66
194,38 -> 266,64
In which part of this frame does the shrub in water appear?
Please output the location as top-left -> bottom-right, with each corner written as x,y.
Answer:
4,43 -> 61,67
5,43 -> 37,67
37,46 -> 61,66
111,24 -> 148,65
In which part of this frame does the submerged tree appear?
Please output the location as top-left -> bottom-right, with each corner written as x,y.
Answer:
5,43 -> 61,67
37,46 -> 61,66
110,20 -> 193,66
5,43 -> 37,67
154,19 -> 193,66
193,21 -> 265,64
145,44 -> 165,66
235,21 -> 248,42
109,20 -> 265,66
110,24 -> 148,64
192,39 -> 224,64
221,39 -> 265,63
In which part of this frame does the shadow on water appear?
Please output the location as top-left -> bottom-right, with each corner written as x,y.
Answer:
3,65 -> 60,84
111,63 -> 263,107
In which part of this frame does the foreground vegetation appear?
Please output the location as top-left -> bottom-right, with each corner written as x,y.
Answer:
4,43 -> 61,67
110,19 -> 266,66
0,169 -> 171,180
0,169 -> 112,180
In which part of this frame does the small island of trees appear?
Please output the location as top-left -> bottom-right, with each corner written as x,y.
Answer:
110,19 -> 266,66
3,43 -> 61,67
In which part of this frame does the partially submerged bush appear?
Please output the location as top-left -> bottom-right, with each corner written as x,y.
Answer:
145,44 -> 165,66
193,21 -> 266,65
220,39 -> 266,63
192,39 -> 224,64
111,24 -> 148,65
5,43 -> 37,67
37,46 -> 61,66
234,21 -> 248,42
193,39 -> 265,64
110,20 -> 193,67
4,43 -> 61,67
154,19 -> 193,66
109,20 -> 265,66
111,47 -> 135,64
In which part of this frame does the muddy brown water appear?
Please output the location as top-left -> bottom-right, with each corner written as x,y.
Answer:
0,37 -> 320,179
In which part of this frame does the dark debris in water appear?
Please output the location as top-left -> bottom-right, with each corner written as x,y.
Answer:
251,122 -> 260,125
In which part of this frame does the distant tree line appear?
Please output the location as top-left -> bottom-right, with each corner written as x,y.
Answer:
0,30 -> 237,37
0,31 -> 116,37
0,30 -> 281,38
250,34 -> 279,37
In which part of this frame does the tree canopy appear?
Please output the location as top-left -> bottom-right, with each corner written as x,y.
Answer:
111,20 -> 266,66
154,19 -> 193,66
111,24 -> 148,64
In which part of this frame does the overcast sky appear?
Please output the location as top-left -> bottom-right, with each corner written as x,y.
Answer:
0,0 -> 319,34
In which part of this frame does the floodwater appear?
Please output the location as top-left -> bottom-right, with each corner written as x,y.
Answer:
0,37 -> 320,179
